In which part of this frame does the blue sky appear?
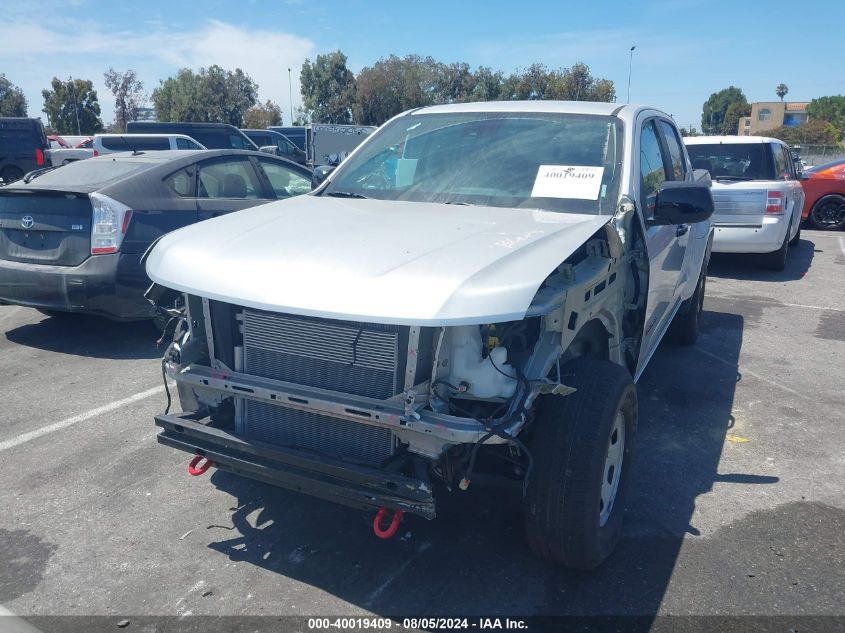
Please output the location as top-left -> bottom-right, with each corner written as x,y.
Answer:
3,0 -> 843,129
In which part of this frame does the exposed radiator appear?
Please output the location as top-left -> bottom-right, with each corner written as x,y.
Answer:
238,309 -> 402,465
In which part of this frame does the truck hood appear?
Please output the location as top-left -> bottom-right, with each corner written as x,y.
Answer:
146,196 -> 610,325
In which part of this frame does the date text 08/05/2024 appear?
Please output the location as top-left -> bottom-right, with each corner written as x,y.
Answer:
307,618 -> 529,630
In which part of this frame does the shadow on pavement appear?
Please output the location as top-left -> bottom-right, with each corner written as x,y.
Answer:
4,311 -> 162,360
197,307 -> 775,619
707,238 -> 815,282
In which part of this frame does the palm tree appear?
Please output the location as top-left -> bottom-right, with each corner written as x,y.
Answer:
776,83 -> 789,102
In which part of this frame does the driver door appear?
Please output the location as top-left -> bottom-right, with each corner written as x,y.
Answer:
636,118 -> 689,373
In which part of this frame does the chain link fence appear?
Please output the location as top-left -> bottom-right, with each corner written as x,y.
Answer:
791,144 -> 845,168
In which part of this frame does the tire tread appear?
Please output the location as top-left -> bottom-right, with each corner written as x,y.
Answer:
524,358 -> 637,568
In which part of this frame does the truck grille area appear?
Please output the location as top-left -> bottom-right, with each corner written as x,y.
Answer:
239,309 -> 402,465
243,401 -> 395,465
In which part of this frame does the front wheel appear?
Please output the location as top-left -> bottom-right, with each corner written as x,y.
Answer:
808,195 -> 845,231
523,358 -> 637,569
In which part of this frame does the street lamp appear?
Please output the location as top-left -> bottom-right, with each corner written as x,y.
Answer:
626,46 -> 636,104
287,68 -> 293,124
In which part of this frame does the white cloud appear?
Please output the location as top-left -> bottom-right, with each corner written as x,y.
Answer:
0,19 -> 314,125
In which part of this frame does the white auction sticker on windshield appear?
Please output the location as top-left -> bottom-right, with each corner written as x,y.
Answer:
531,165 -> 605,200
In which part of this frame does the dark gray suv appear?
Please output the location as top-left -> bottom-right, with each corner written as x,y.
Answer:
0,118 -> 50,184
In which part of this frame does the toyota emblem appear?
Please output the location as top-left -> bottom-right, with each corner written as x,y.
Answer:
21,215 -> 35,229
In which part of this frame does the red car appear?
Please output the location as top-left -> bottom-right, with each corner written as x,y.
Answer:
801,158 -> 845,230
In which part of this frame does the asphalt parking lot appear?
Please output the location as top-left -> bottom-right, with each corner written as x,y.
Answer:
1,229 -> 843,629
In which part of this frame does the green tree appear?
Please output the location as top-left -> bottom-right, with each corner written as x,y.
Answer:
152,66 -> 258,126
103,68 -> 146,132
243,99 -> 283,128
551,62 -> 615,101
468,66 -> 505,101
292,105 -> 310,126
806,95 -> 845,131
353,55 -> 435,125
352,56 -> 615,125
775,83 -> 788,102
764,120 -> 842,145
722,101 -> 751,135
0,74 -> 27,117
701,86 -> 747,135
433,61 -> 474,104
41,77 -> 103,135
300,50 -> 357,124
503,62 -> 615,102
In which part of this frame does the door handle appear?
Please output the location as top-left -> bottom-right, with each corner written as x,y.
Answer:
676,224 -> 689,237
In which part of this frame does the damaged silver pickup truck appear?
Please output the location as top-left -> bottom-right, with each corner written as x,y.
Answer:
145,101 -> 714,568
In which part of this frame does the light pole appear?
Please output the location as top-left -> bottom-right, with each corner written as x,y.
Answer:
626,46 -> 636,104
287,68 -> 293,124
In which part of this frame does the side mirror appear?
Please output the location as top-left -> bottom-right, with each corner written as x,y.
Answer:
258,145 -> 280,156
311,164 -> 336,190
651,181 -> 714,225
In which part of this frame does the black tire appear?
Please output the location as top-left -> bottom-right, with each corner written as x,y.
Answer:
668,267 -> 706,346
1,166 -> 24,184
789,222 -> 801,246
523,358 -> 637,569
760,221 -> 790,271
808,194 -> 845,231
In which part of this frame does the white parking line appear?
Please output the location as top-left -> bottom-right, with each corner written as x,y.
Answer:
839,236 -> 845,256
364,541 -> 431,607
0,385 -> 164,452
706,293 -> 845,313
695,347 -> 811,402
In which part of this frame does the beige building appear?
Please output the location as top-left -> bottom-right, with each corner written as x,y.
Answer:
738,101 -> 809,136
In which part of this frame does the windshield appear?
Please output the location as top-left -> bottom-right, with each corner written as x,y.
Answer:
324,112 -> 624,215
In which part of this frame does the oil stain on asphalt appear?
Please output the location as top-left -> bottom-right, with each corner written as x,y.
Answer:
814,310 -> 845,342
0,528 -> 57,602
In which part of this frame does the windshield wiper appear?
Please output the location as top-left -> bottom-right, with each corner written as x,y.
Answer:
23,166 -> 60,184
714,175 -> 753,181
325,191 -> 368,199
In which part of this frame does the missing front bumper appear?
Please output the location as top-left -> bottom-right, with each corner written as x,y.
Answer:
155,411 -> 436,519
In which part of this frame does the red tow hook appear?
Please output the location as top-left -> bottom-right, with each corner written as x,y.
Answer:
187,455 -> 213,476
372,507 -> 404,540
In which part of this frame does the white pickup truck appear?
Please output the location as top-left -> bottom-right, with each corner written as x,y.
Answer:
146,101 -> 714,568
684,135 -> 804,270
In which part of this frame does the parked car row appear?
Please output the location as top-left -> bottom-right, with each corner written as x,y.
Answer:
2,119 -> 378,183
